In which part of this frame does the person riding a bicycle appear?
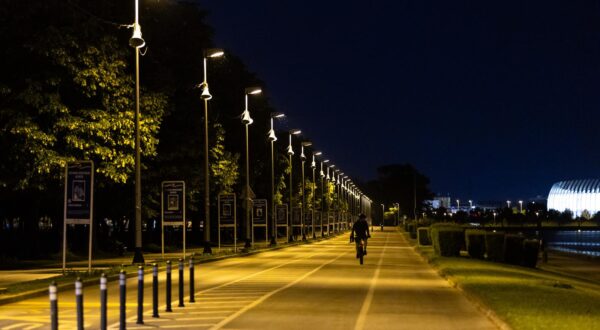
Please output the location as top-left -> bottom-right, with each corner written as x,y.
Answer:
350,214 -> 370,258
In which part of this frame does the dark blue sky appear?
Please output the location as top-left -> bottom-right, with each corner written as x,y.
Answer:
196,0 -> 600,202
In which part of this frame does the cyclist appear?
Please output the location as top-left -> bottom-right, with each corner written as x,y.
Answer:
350,214 -> 370,258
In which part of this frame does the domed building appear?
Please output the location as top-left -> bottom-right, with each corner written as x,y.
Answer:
547,179 -> 600,217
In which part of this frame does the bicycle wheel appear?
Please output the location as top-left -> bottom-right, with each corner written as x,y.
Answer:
359,244 -> 364,265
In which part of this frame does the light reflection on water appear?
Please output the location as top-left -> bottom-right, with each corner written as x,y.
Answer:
546,230 -> 600,257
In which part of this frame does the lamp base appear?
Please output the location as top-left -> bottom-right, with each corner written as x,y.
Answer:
202,242 -> 212,255
132,247 -> 144,264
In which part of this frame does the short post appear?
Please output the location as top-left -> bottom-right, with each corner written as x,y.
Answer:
49,281 -> 58,330
100,274 -> 107,330
136,266 -> 144,325
152,263 -> 159,318
75,277 -> 84,330
178,258 -> 184,307
165,261 -> 172,312
189,256 -> 195,303
119,270 -> 126,330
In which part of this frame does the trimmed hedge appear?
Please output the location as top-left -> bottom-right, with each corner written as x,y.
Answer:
485,231 -> 505,261
417,227 -> 431,246
522,239 -> 540,268
465,229 -> 486,259
431,223 -> 464,257
504,234 -> 525,265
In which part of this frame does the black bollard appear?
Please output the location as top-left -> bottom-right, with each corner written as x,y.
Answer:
75,277 -> 83,330
49,281 -> 58,330
178,258 -> 184,307
100,274 -> 107,330
152,263 -> 159,318
165,261 -> 172,312
136,266 -> 144,325
119,270 -> 126,330
189,256 -> 195,303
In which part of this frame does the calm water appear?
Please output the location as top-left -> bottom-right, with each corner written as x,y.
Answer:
545,230 -> 600,257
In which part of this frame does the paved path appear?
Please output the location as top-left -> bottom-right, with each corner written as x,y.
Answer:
0,229 -> 498,330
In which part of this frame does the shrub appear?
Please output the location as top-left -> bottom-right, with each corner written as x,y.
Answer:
522,238 -> 540,268
465,229 -> 486,259
408,222 -> 417,239
485,231 -> 505,261
431,223 -> 464,257
417,227 -> 431,245
504,234 -> 525,265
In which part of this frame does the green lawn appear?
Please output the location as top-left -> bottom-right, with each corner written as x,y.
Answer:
418,246 -> 600,330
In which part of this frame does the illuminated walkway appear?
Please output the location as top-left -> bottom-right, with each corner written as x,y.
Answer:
0,230 -> 498,329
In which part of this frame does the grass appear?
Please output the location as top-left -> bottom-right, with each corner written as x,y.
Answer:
417,245 -> 600,330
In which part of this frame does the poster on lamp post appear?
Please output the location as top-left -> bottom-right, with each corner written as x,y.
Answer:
161,181 -> 185,259
218,193 -> 237,251
63,161 -> 94,273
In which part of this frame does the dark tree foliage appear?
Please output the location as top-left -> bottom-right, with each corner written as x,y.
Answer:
365,164 -> 434,219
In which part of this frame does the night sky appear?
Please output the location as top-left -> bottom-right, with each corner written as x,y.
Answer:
196,0 -> 600,202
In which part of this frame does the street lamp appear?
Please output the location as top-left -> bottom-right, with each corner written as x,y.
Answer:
268,112 -> 285,246
130,0 -> 146,264
241,87 -> 262,250
312,151 -> 321,239
287,129 -> 301,242
507,200 -> 511,209
199,47 -> 224,254
300,141 -> 312,241
456,199 -> 460,211
468,200 -> 473,209
518,200 -> 523,213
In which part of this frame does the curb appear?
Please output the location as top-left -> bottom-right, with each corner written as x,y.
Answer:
0,231 -> 347,306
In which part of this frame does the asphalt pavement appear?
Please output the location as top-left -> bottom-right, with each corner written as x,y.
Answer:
0,228 -> 499,330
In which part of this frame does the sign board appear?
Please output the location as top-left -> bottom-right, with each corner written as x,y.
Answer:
161,181 -> 186,258
218,193 -> 237,252
63,161 -> 94,272
218,194 -> 236,226
291,207 -> 302,226
162,181 -> 185,225
252,199 -> 268,225
276,204 -> 288,226
304,210 -> 313,226
65,162 -> 93,224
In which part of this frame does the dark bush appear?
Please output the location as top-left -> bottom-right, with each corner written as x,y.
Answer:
522,239 -> 540,268
465,229 -> 486,259
417,227 -> 431,245
504,234 -> 525,265
431,223 -> 464,257
485,231 -> 505,261
408,222 -> 417,239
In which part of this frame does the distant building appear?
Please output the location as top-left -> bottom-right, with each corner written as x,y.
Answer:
547,179 -> 600,217
427,196 -> 451,209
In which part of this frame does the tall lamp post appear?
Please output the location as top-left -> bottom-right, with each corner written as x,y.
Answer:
287,129 -> 301,241
312,151 -> 321,238
129,0 -> 146,264
300,142 -> 312,241
241,87 -> 262,250
199,48 -> 224,254
268,113 -> 285,246
320,158 -> 329,236
518,200 -> 523,214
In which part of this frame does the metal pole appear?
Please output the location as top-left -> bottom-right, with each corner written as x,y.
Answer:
136,266 -> 144,325
245,123 -> 252,249
75,278 -> 83,330
301,157 -> 306,241
321,167 -> 325,237
178,258 -> 184,307
312,167 -> 316,239
132,33 -> 144,264
50,282 -> 58,330
189,256 -> 195,303
119,270 -> 126,330
270,136 -> 276,246
152,264 -> 159,318
203,97 -> 212,254
100,274 -> 107,330
165,261 -> 172,312
289,153 -> 293,242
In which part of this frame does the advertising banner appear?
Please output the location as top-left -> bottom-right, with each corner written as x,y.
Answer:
291,207 -> 302,226
162,181 -> 185,226
65,161 -> 94,224
276,204 -> 288,226
252,199 -> 268,225
218,193 -> 236,226
304,210 -> 313,226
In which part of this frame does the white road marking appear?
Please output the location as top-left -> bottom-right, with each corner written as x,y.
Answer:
354,233 -> 388,330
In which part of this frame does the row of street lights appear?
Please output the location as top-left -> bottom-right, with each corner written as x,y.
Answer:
127,1 -> 372,260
